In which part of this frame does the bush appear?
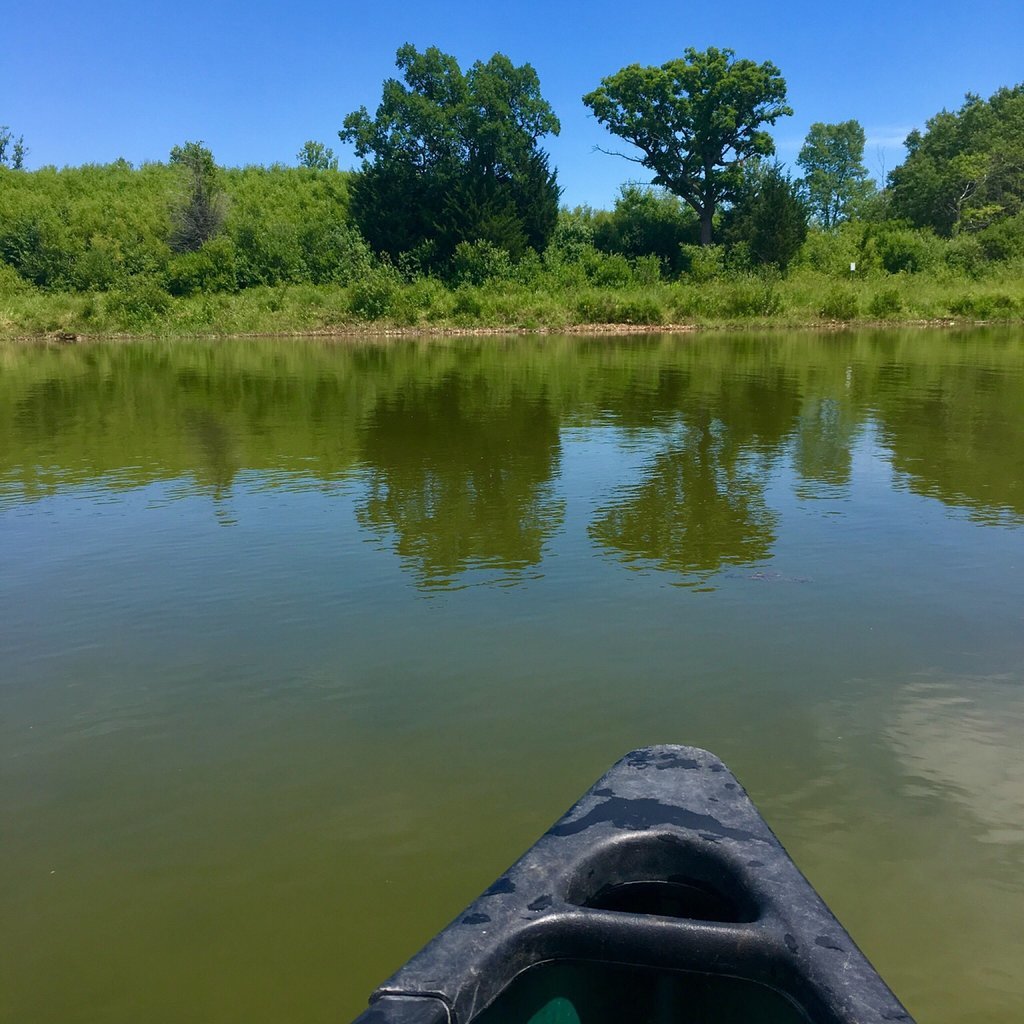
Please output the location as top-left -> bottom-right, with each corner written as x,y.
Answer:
614,294 -> 667,324
797,223 -> 863,275
948,292 -> 1019,319
302,224 -> 373,284
722,277 -> 783,317
0,259 -> 29,295
820,286 -> 859,320
944,234 -> 986,277
451,286 -> 484,320
347,264 -> 402,320
581,249 -> 633,287
679,244 -> 725,282
390,277 -> 451,325
71,236 -> 123,291
977,212 -> 1024,262
863,225 -> 943,274
451,240 -> 514,286
104,280 -> 172,327
632,253 -> 663,285
867,287 -> 903,317
165,236 -> 238,296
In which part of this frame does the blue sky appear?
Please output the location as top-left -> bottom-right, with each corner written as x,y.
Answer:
4,0 -> 1023,208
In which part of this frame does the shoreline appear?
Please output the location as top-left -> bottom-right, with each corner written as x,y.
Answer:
2,316 -> 1007,346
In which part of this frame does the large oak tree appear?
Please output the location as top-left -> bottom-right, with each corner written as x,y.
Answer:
584,47 -> 791,245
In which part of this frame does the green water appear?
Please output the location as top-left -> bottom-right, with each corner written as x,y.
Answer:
1,330 -> 1022,1024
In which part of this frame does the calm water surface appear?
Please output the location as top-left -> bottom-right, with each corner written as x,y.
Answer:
1,330 -> 1022,1023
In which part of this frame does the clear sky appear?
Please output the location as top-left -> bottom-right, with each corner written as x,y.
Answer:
4,0 -> 1022,208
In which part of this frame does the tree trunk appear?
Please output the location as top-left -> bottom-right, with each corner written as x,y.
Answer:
699,208 -> 714,245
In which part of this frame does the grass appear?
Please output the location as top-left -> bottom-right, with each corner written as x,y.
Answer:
3,263 -> 1024,339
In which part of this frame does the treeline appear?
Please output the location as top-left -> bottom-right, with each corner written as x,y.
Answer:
1,45 -> 1023,334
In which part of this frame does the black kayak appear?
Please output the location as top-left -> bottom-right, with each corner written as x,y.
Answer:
352,745 -> 914,1024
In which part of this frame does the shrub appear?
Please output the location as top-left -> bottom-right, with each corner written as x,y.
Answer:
863,225 -> 943,274
797,223 -> 863,275
0,259 -> 29,295
104,280 -> 173,327
574,292 -> 617,323
948,292 -> 1019,319
581,249 -> 633,287
165,236 -> 238,296
632,253 -> 663,286
977,212 -> 1024,262
390,277 -> 451,325
820,286 -> 859,320
722,277 -> 783,317
867,287 -> 903,317
451,286 -> 484,320
452,239 -> 514,286
347,264 -> 402,320
302,224 -> 373,284
614,294 -> 666,324
944,234 -> 986,277
679,244 -> 725,282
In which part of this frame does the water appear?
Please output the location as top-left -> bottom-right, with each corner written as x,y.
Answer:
1,330 -> 1022,1023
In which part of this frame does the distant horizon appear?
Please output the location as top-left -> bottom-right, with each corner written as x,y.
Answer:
4,0 -> 1022,207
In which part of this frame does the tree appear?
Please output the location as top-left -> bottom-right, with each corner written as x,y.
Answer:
339,44 -> 561,267
583,47 -> 791,245
723,160 -> 808,269
797,120 -> 874,227
297,140 -> 338,171
888,85 -> 1024,235
169,141 -> 227,252
0,126 -> 27,169
592,184 -> 699,273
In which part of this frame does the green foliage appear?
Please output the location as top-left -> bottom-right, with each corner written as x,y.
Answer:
862,224 -> 944,274
165,237 -> 238,296
723,160 -> 808,269
888,85 -> 1024,235
592,185 -> 698,272
797,222 -> 864,275
296,140 -> 338,171
820,286 -> 859,320
340,44 -> 561,268
547,208 -> 596,264
948,291 -> 1020,319
583,47 -> 792,244
944,234 -> 986,276
0,258 -> 29,294
451,239 -> 514,286
104,280 -> 173,327
679,243 -> 725,282
0,126 -> 27,169
347,264 -> 403,320
797,121 -> 875,227
867,287 -> 903,317
976,210 -> 1024,261
169,142 -> 227,252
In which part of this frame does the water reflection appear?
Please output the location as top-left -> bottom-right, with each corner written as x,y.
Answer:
589,424 -> 777,586
1,331 -> 1022,582
355,376 -> 564,588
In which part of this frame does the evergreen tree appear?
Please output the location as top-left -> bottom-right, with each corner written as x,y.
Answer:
340,45 -> 561,269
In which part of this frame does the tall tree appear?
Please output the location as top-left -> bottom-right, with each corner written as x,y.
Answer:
0,126 -> 27,169
296,140 -> 338,171
340,44 -> 561,266
797,120 -> 874,228
888,85 -> 1024,235
583,47 -> 792,245
723,160 -> 808,268
169,141 -> 227,252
